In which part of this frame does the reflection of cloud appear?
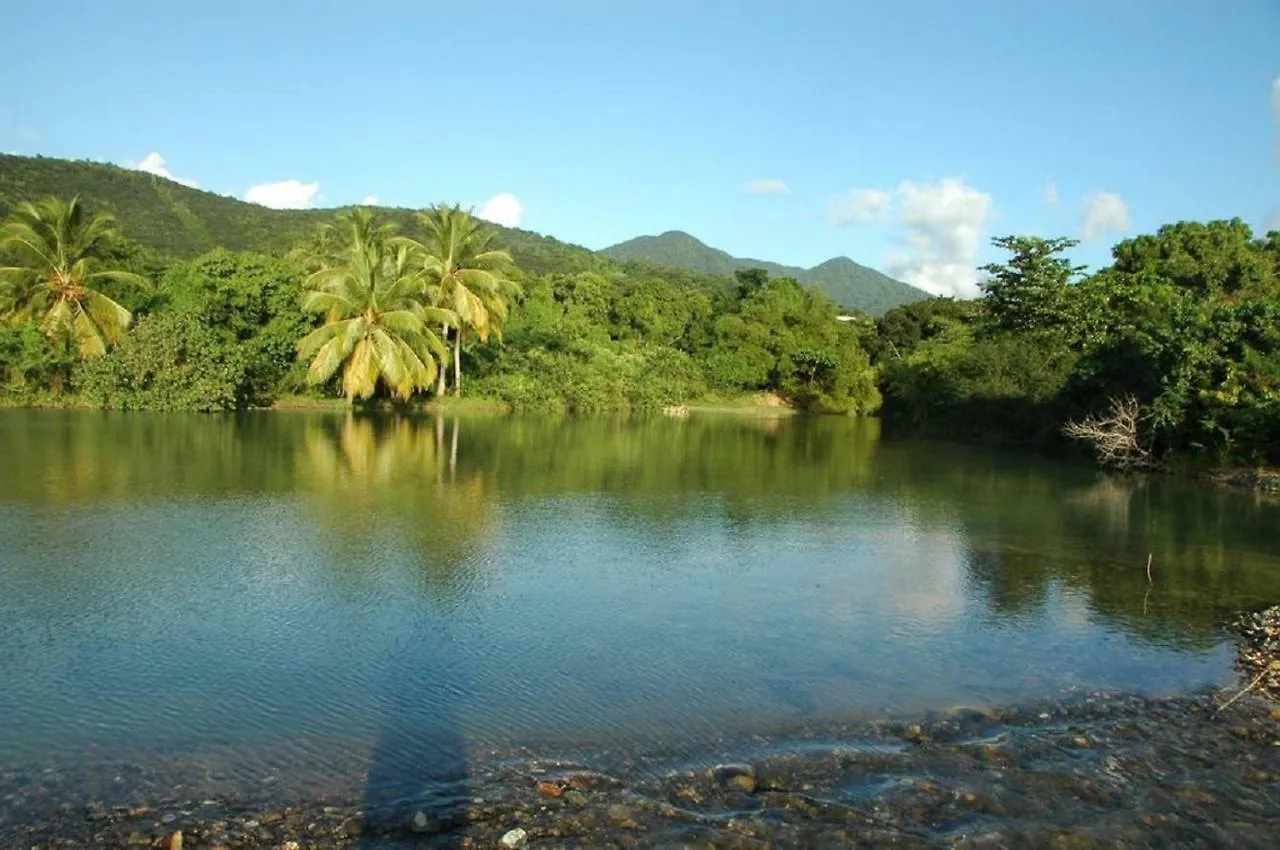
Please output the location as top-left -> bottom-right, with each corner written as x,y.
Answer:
881,521 -> 968,623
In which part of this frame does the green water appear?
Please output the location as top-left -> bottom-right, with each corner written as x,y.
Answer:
1,410 -> 1278,803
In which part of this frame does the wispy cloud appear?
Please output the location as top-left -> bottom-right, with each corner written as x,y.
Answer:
1042,180 -> 1059,206
827,188 -> 892,225
361,195 -> 380,206
1081,191 -> 1130,241
244,179 -> 320,209
1272,75 -> 1280,166
744,178 -> 790,196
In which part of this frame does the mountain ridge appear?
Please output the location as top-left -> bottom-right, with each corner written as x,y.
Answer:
0,153 -> 928,314
602,230 -> 927,314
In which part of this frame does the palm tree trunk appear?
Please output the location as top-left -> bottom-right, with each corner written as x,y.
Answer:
452,327 -> 464,395
436,324 -> 449,397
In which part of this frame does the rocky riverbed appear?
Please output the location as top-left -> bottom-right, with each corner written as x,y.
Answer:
3,685 -> 1279,849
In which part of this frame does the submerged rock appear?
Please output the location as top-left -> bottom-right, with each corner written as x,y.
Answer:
712,762 -> 758,793
408,809 -> 438,834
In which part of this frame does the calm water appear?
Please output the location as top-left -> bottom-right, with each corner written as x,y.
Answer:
1,410 -> 1279,804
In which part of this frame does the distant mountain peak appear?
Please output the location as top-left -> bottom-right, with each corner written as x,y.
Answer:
602,231 -> 927,315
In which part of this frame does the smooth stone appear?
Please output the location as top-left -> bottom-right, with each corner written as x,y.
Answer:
408,810 -> 437,834
500,827 -> 528,848
606,803 -> 639,828
712,763 -> 758,793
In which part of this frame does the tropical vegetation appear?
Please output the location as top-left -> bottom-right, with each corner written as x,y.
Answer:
1,153 -> 1277,473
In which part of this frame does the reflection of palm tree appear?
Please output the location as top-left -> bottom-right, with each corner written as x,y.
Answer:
300,415 -> 498,592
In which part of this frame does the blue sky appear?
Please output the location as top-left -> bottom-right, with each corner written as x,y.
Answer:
1,0 -> 1277,296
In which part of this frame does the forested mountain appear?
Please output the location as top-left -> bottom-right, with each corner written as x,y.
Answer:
0,155 -> 924,315
603,230 -> 927,314
0,153 -> 884,417
0,154 -> 605,277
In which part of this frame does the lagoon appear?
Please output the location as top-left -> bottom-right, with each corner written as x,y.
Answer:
2,411 -> 1279,841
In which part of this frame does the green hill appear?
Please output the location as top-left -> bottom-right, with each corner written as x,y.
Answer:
0,153 -> 605,277
0,154 -> 926,313
602,230 -> 927,315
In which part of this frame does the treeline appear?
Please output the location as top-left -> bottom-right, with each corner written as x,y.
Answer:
3,189 -> 1277,470
0,196 -> 880,415
866,222 -> 1280,468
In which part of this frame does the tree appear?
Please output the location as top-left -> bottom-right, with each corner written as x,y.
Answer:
978,236 -> 1084,335
0,196 -> 144,361
297,208 -> 453,401
397,205 -> 519,396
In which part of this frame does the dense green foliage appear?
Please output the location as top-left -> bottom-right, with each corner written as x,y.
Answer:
872,222 -> 1280,467
0,196 -> 142,361
0,163 -> 880,415
4,154 -> 1276,471
602,229 -> 927,315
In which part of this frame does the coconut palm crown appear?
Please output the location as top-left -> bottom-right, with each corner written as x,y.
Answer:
395,205 -> 521,394
297,208 -> 455,401
0,196 -> 143,358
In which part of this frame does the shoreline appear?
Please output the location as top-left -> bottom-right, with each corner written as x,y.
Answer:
4,686 -> 1277,848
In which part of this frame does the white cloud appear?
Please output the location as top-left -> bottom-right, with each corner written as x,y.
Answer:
1081,190 -> 1130,241
1264,211 -> 1280,234
828,188 -> 892,225
884,178 -> 993,298
1042,180 -> 1059,205
477,192 -> 524,227
1272,75 -> 1280,165
244,179 -> 320,209
361,195 -> 380,206
135,152 -> 200,189
745,178 -> 790,196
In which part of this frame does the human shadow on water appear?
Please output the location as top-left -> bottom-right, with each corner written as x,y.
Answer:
361,622 -> 473,847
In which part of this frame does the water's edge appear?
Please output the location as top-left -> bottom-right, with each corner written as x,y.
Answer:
4,684 -> 1278,849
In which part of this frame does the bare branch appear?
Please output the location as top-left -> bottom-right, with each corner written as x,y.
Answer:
1062,395 -> 1155,470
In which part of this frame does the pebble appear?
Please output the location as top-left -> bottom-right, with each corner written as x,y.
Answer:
606,803 -> 639,828
499,826 -> 528,848
408,809 -> 436,834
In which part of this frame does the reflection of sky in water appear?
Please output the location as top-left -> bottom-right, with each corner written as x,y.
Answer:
0,411 -> 1276,798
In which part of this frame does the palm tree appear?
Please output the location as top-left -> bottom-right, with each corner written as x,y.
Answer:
297,208 -> 455,401
0,196 -> 142,360
396,205 -> 520,395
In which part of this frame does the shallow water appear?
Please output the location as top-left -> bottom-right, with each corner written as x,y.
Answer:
1,410 -> 1278,817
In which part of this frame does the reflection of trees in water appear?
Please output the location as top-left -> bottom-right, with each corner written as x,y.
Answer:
0,411 -> 305,504
299,414 -> 484,844
300,414 -> 499,600
874,448 -> 1280,648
